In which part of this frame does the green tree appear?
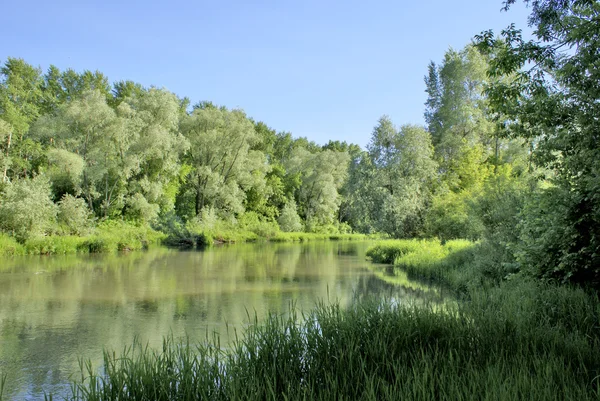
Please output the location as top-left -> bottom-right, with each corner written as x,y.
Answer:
179,106 -> 268,218
57,194 -> 93,235
475,0 -> 600,285
0,58 -> 44,181
286,147 -> 349,230
347,117 -> 437,237
278,200 -> 303,232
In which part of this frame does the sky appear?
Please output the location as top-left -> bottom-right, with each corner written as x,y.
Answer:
1,0 -> 532,148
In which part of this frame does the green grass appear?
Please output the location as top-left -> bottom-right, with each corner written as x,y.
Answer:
62,282 -> 600,400
367,239 -> 479,293
0,233 -> 25,256
79,221 -> 166,253
270,232 -> 370,242
24,235 -> 87,255
0,222 -> 165,256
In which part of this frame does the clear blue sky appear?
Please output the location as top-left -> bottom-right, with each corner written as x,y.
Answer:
1,0 -> 531,148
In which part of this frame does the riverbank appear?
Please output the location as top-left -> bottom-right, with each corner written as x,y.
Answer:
52,282 -> 599,401
13,238 -> 596,401
0,223 -> 374,257
0,221 -> 165,256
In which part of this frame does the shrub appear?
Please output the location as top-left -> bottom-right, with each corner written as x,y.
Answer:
57,194 -> 94,236
0,175 -> 57,241
278,201 -> 303,232
0,233 -> 25,256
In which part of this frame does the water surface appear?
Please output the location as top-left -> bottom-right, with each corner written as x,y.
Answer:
0,241 -> 440,399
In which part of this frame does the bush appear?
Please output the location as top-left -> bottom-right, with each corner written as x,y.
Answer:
278,201 -> 303,232
25,235 -> 86,255
0,175 -> 57,241
238,211 -> 280,238
57,194 -> 94,236
124,193 -> 160,224
0,233 -> 25,256
81,221 -> 165,253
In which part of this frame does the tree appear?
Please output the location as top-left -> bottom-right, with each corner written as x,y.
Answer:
33,90 -> 122,214
286,147 -> 349,230
278,200 -> 303,232
179,107 -> 268,218
475,0 -> 600,284
0,58 -> 44,181
346,117 -> 437,237
121,88 -> 189,220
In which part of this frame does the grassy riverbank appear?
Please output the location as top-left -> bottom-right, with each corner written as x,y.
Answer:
0,223 -> 371,256
55,282 -> 600,401
2,238 -> 598,400
0,222 -> 165,256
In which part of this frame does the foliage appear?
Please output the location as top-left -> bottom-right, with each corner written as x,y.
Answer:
475,0 -> 600,285
346,118 -> 436,237
278,200 -> 303,232
0,175 -> 57,241
57,194 -> 94,236
425,189 -> 483,240
63,284 -> 600,401
0,233 -> 24,256
180,107 -> 267,217
286,147 -> 349,228
82,221 -> 165,253
24,235 -> 86,255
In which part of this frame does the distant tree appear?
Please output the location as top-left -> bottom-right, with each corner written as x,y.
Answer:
57,194 -> 93,235
0,175 -> 57,241
286,147 -> 349,229
347,117 -> 437,237
180,107 -> 268,218
278,200 -> 303,232
0,58 -> 44,181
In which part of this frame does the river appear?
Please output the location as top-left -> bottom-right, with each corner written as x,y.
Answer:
0,241 -> 441,400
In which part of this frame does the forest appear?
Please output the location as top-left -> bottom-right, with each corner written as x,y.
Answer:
0,0 -> 599,292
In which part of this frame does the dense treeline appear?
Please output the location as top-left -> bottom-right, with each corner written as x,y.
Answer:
1,0 -> 599,288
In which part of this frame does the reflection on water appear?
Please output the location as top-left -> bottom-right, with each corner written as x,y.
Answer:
0,241 -> 441,399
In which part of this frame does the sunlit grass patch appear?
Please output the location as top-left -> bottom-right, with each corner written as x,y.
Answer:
0,233 -> 25,256
366,239 -> 478,293
24,235 -> 86,255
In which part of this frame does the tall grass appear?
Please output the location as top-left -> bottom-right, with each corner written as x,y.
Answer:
0,233 -> 25,256
367,239 -> 479,293
63,286 -> 600,400
0,222 -> 165,256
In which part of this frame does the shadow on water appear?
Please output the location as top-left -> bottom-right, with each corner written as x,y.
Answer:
0,241 -> 443,399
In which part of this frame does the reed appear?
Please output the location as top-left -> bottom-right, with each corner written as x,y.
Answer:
63,284 -> 600,400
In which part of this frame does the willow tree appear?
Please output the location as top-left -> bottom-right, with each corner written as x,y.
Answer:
180,106 -> 269,218
286,147 -> 349,230
33,88 -> 187,221
347,117 -> 437,237
0,58 -> 44,182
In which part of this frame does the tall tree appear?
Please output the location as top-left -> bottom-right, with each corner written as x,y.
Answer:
347,117 -> 437,237
475,0 -> 600,284
286,147 -> 349,229
179,107 -> 268,218
0,58 -> 44,181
